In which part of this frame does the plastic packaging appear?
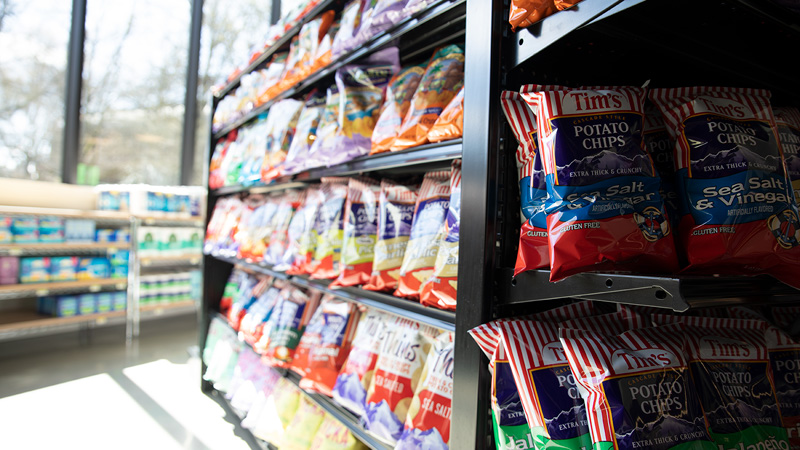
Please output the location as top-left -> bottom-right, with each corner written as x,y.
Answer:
426,86 -> 464,143
371,65 -> 425,154
332,178 -> 381,287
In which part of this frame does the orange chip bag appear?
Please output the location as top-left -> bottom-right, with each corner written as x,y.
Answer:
299,298 -> 360,397
391,45 -> 464,151
370,64 -> 426,154
554,0 -> 582,10
394,170 -> 451,299
309,177 -> 350,279
331,177 -> 381,287
509,0 -> 558,31
420,161 -> 460,310
363,180 -> 418,292
426,86 -> 464,143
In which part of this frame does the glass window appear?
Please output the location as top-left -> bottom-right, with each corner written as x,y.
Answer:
0,0 -> 71,181
81,0 -> 190,185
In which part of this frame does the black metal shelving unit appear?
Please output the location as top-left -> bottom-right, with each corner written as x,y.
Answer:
200,0 -> 800,449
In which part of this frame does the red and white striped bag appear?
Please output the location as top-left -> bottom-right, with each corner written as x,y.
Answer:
559,322 -> 715,450
559,306 -> 648,334
651,315 -> 789,449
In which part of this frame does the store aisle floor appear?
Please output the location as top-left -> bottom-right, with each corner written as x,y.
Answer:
0,315 -> 252,450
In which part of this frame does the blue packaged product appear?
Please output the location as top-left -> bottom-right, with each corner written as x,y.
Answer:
78,294 -> 96,315
38,216 -> 65,243
112,291 -> 127,311
38,296 -> 55,315
95,229 -> 116,242
96,292 -> 113,312
12,216 -> 39,243
108,250 -> 129,266
77,257 -> 111,280
20,257 -> 50,283
49,256 -> 78,281
0,216 -> 11,243
56,296 -> 79,317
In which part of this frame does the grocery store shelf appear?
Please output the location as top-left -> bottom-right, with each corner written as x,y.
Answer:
0,278 -> 127,301
293,275 -> 456,332
213,0 -> 339,100
209,253 -> 455,331
211,140 -> 462,197
139,254 -> 203,268
140,301 -> 197,320
512,0 -> 626,69
283,371 -> 392,450
0,242 -> 129,256
498,268 -> 800,313
0,205 -> 130,223
211,0 -> 466,140
135,215 -> 204,227
0,309 -> 127,342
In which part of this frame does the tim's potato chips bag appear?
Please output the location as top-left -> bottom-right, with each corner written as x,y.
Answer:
426,86 -> 464,143
774,107 -> 800,204
501,89 -> 549,275
392,45 -> 464,151
649,87 -> 800,287
395,170 -> 451,299
333,309 -> 396,417
371,65 -> 425,154
420,161 -> 461,310
559,322 -> 716,450
522,85 -> 679,282
395,331 -> 454,450
652,315 -> 790,450
332,178 -> 381,287
310,178 -> 349,279
363,319 -> 438,445
363,180 -> 418,292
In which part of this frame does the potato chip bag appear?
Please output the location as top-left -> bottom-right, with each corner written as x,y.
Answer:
262,99 -> 304,182
371,65 -> 425,154
263,286 -> 322,368
313,21 -> 339,74
310,414 -> 369,450
333,309 -> 396,417
273,193 -> 310,272
649,87 -> 800,287
391,45 -> 464,151
310,178 -> 350,279
522,85 -> 679,282
281,396 -> 327,450
774,106 -> 800,204
332,0 -> 364,58
306,84 -> 341,169
226,274 -> 265,331
299,299 -> 360,397
363,319 -> 438,445
469,302 -> 596,450
497,319 -> 593,450
509,0 -> 558,31
554,0 -> 581,9
253,281 -> 293,354
652,315 -> 789,449
420,161 -> 461,310
289,294 -> 329,377
644,103 -> 680,229
331,178 -> 380,287
265,191 -> 303,266
353,0 -> 410,47
395,170 -> 451,299
395,331 -> 454,450
729,307 -> 800,450
234,195 -> 270,261
501,89 -> 549,275
283,91 -> 327,176
287,187 -> 325,275
256,52 -> 289,104
559,307 -> 648,334
772,305 -> 800,339
427,86 -> 464,143
325,48 -> 399,166
363,180 -> 418,292
251,377 -> 301,444
559,322 -> 716,450
240,280 -> 285,348
289,11 -> 335,82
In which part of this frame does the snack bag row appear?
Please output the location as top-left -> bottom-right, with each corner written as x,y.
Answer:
471,302 -> 800,450
504,83 -> 800,288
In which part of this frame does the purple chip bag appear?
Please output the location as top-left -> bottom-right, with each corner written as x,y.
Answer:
353,0 -> 410,47
332,0 -> 364,58
363,400 -> 405,443
326,47 -> 399,166
283,92 -> 326,175
305,84 -> 340,169
395,428 -> 449,450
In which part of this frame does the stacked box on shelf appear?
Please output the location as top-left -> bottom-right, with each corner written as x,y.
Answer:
36,291 -> 127,317
11,217 -> 38,243
49,256 -> 78,282
19,257 -> 50,284
77,257 -> 110,281
95,184 -> 205,218
64,219 -> 96,243
0,216 -> 11,243
0,256 -> 19,285
108,249 -> 129,279
140,271 -> 194,306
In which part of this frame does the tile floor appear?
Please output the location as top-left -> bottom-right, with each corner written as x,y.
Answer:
0,315 -> 254,450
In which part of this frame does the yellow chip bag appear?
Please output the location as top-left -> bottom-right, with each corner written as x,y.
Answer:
309,414 -> 369,450
281,395 -> 326,450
